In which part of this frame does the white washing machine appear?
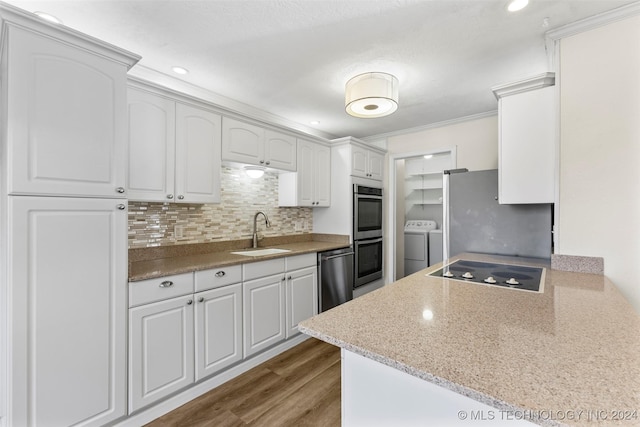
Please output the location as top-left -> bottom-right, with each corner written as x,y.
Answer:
404,220 -> 437,276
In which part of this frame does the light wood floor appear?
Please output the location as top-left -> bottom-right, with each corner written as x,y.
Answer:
145,338 -> 341,427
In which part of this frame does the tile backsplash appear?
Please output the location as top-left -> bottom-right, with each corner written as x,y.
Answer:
128,166 -> 312,248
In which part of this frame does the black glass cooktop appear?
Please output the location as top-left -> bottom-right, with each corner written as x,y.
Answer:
429,260 -> 545,292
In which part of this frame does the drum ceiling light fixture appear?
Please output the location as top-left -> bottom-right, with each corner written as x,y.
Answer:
345,72 -> 399,118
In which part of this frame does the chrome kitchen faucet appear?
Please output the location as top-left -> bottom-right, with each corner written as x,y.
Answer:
252,211 -> 271,248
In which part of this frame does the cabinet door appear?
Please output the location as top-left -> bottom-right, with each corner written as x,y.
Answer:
285,266 -> 318,338
221,117 -> 264,166
368,150 -> 384,181
499,86 -> 555,204
127,88 -> 176,202
351,145 -> 369,178
6,26 -> 128,198
265,130 -> 296,171
195,284 -> 243,381
243,274 -> 286,358
175,103 -> 222,203
129,295 -> 195,413
314,144 -> 331,206
8,196 -> 127,427
297,140 -> 316,206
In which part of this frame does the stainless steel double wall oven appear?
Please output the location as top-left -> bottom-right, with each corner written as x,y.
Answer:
353,184 -> 383,287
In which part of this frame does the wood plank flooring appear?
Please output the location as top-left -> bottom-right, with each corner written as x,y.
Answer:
145,338 -> 341,427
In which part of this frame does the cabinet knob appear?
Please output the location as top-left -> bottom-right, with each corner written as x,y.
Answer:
116,204 -> 126,210
187,299 -> 193,305
265,161 -> 270,165
259,160 -> 265,164
159,281 -> 174,288
287,275 -> 292,280
215,271 -> 226,277
281,276 -> 286,282
198,297 -> 204,303
178,195 -> 185,200
167,194 -> 174,200
116,187 -> 125,194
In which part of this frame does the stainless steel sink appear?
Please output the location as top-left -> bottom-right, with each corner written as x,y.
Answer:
230,248 -> 291,256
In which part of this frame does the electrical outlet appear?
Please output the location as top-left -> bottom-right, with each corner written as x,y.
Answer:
174,225 -> 184,239
294,220 -> 302,232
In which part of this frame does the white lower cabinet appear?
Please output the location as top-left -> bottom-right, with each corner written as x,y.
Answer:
195,283 -> 243,380
128,253 -> 317,414
129,294 -> 195,413
285,266 -> 318,338
243,254 -> 318,356
243,273 -> 287,358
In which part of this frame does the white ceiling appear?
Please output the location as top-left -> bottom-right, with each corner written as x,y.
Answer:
4,0 -> 636,140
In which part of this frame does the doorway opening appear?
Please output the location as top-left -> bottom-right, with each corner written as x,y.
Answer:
387,148 -> 456,282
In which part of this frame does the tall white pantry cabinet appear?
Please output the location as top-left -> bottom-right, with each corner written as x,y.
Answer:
0,5 -> 140,427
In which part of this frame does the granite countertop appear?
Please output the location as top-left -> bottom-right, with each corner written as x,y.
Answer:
129,234 -> 350,282
299,253 -> 640,426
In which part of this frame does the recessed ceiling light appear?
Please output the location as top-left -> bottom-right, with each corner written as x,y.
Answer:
507,0 -> 529,12
34,11 -> 62,24
171,66 -> 189,75
310,120 -> 320,125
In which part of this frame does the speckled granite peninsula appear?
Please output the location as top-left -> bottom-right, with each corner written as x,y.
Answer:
299,253 -> 640,426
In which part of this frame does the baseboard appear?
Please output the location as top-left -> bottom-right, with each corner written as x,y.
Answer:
113,333 -> 309,427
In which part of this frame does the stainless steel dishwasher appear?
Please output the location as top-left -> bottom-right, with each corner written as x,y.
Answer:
318,246 -> 354,312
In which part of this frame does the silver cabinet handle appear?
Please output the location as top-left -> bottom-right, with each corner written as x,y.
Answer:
215,271 -> 225,277
167,194 -> 174,199
159,281 -> 173,288
178,195 -> 184,200
116,187 -> 125,194
198,297 -> 204,303
116,204 -> 126,210
187,299 -> 193,305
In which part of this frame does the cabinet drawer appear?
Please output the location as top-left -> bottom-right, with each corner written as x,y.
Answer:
243,258 -> 285,281
286,253 -> 317,270
195,264 -> 242,292
129,272 -> 194,307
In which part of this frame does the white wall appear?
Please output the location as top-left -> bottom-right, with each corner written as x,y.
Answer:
557,15 -> 640,312
386,115 -> 499,170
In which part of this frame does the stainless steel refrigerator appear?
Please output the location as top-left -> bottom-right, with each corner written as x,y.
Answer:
443,169 -> 552,261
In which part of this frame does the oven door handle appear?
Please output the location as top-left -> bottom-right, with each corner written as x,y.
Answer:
356,237 -> 383,245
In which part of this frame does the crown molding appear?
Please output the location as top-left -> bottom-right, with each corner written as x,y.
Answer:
546,1 -> 640,41
361,110 -> 498,143
128,64 -> 336,141
491,72 -> 555,99
0,1 -> 140,68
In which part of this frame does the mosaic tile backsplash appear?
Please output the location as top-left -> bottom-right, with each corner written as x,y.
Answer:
128,166 -> 313,248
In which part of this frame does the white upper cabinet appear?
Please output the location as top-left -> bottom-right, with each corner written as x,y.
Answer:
3,20 -> 138,198
222,117 -> 297,171
265,130 -> 297,171
278,139 -> 330,207
351,145 -> 384,181
493,73 -> 556,204
175,103 -> 222,203
127,88 -> 176,201
127,84 -> 222,204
